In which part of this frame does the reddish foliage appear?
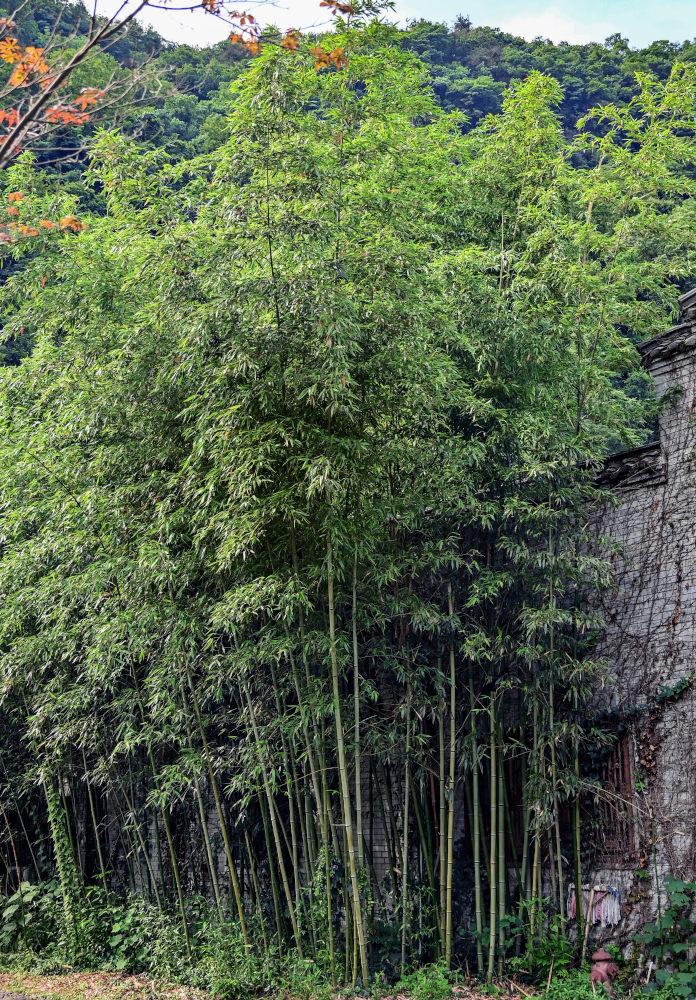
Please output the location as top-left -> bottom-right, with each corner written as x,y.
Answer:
74,87 -> 105,111
45,105 -> 90,125
0,108 -> 20,127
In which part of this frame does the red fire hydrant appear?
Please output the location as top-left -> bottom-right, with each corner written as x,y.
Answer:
590,946 -> 619,995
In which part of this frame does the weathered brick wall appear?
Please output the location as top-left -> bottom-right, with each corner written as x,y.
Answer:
591,290 -> 696,931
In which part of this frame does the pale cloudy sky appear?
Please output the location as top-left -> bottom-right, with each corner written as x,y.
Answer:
98,0 -> 695,50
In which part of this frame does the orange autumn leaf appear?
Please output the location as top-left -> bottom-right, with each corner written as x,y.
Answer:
311,45 -> 330,69
74,87 -> 104,111
60,215 -> 83,232
330,47 -> 347,68
6,205 -> 18,216
39,72 -> 58,90
8,191 -> 23,201
0,108 -> 19,127
318,0 -> 355,12
281,29 -> 301,51
45,106 -> 89,125
0,37 -> 21,63
39,219 -> 55,229
24,46 -> 47,68
9,47 -> 49,87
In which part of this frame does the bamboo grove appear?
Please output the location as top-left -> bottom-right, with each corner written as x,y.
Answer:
2,14 -> 696,985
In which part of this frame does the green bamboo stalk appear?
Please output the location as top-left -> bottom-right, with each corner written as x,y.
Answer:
130,670 -> 191,957
327,538 -> 369,983
323,775 -> 336,986
193,772 -> 224,922
186,666 -> 248,943
260,791 -> 284,943
401,689 -> 412,975
146,749 -> 192,960
375,759 -> 400,908
487,697 -> 497,984
438,678 -> 446,948
244,831 -> 268,953
107,762 -> 162,910
81,750 -> 108,896
44,774 -> 81,957
520,752 -> 530,903
573,741 -> 584,959
270,662 -> 304,940
179,681 -> 224,921
285,628 -> 330,856
244,684 -> 303,956
497,723 -> 505,976
353,553 -> 363,870
470,671 -> 484,975
549,684 -> 564,925
445,586 -> 456,970
409,764 -> 439,946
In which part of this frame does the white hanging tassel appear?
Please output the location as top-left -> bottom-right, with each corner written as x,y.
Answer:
567,884 -> 621,926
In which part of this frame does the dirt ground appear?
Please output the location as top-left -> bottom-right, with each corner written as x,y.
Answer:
0,973 -> 541,1000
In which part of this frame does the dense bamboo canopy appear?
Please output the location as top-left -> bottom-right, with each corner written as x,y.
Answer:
2,14 -> 696,992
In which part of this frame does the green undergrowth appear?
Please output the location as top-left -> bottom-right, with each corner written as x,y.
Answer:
2,880 -> 695,1000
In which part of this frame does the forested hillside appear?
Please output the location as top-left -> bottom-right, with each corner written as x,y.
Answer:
3,0 -> 696,168
1,4 -> 696,999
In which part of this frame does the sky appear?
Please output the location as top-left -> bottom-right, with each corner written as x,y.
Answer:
98,0 -> 696,51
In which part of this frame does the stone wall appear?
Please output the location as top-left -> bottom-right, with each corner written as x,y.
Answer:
590,289 -> 696,936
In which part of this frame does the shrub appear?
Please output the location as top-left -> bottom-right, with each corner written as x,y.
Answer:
395,962 -> 453,1000
637,877 -> 696,999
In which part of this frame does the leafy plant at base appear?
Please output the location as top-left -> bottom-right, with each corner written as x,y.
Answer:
395,962 -> 453,1000
637,877 -> 696,998
544,970 -> 604,1000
